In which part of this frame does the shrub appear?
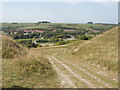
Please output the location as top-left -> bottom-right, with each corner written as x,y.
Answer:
78,35 -> 94,40
55,40 -> 75,45
36,39 -> 49,43
16,39 -> 38,48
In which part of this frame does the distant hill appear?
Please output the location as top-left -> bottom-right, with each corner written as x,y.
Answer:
2,35 -> 26,58
73,27 -> 118,72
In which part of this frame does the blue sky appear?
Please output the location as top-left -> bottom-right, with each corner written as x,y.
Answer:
2,2 -> 118,23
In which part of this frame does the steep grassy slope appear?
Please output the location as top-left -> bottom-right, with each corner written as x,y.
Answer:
2,35 -> 26,58
73,27 -> 118,72
2,36 -> 60,88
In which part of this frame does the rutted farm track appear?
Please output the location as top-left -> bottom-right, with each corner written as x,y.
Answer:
47,54 -> 118,88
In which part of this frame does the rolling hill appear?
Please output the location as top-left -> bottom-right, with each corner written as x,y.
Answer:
73,27 -> 118,72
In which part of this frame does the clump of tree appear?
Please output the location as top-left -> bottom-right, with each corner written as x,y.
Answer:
16,39 -> 39,48
36,39 -> 50,43
11,22 -> 19,24
87,22 -> 93,24
38,21 -> 50,23
12,32 -> 41,39
78,35 -> 94,40
55,40 -> 75,45
50,36 -> 63,43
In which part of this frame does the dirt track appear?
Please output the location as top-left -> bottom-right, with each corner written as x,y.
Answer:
47,54 -> 118,88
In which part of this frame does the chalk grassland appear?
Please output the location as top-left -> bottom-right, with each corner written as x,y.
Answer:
47,27 -> 118,72
2,35 -> 60,88
45,27 -> 118,88
74,27 -> 118,72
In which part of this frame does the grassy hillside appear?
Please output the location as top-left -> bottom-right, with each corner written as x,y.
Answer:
2,35 -> 26,58
72,27 -> 118,72
2,36 -> 60,88
41,27 -> 118,88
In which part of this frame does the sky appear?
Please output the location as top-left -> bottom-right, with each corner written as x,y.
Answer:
1,2 -> 118,24
0,0 -> 119,2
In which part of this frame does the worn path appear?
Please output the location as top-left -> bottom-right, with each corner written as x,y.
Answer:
47,53 -> 118,88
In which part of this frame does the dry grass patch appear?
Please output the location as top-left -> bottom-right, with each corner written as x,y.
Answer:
2,36 -> 59,88
74,27 -> 118,72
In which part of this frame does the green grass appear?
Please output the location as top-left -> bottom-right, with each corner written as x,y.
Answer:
1,23 -> 115,31
19,23 -> 114,31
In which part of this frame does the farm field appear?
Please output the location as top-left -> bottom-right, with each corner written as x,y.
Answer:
2,23 -> 115,31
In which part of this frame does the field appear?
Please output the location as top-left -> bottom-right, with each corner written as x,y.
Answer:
1,23 -> 118,88
1,23 -> 115,31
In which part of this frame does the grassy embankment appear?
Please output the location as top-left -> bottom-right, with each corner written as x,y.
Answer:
74,27 -> 118,72
2,35 -> 60,88
60,27 -> 118,72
